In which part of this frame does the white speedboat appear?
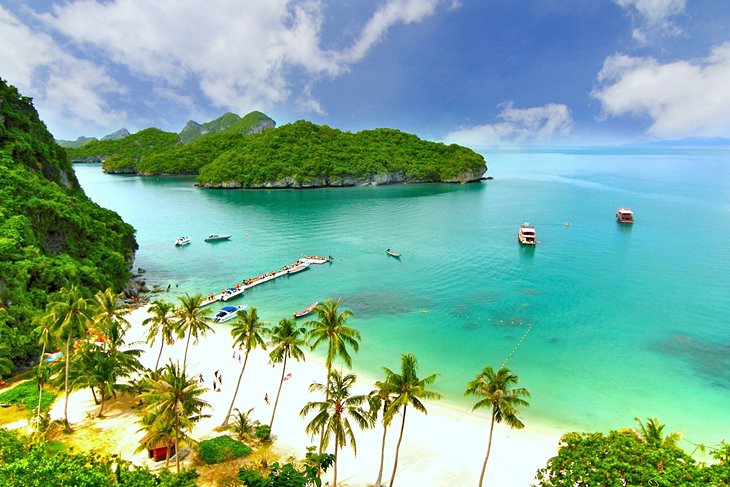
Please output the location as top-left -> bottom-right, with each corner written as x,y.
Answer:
220,286 -> 245,301
175,236 -> 191,246
213,305 -> 247,323
205,234 -> 231,242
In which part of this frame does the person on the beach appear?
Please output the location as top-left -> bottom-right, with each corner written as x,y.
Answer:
264,393 -> 269,405
214,370 -> 219,378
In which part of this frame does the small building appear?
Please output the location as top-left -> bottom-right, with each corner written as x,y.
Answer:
140,433 -> 175,463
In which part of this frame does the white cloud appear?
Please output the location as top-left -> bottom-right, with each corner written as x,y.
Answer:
0,6 -> 127,138
592,43 -> 730,138
443,103 -> 574,147
614,0 -> 686,42
35,0 -> 450,122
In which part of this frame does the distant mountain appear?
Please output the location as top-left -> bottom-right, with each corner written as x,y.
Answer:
179,111 -> 275,143
101,128 -> 130,140
56,135 -> 98,148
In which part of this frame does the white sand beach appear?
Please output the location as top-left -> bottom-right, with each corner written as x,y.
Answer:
47,304 -> 561,486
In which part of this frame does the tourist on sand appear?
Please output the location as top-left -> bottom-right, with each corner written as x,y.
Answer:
218,374 -> 223,385
199,373 -> 204,383
214,370 -> 219,378
264,393 -> 269,405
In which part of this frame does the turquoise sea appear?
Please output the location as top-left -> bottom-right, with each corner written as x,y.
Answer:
74,146 -> 730,449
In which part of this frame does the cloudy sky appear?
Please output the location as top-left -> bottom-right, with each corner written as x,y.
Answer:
1,0 -> 729,147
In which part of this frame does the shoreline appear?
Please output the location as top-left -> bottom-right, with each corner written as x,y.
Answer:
116,304 -> 560,485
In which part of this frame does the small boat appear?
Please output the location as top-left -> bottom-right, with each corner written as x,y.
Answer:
616,208 -> 634,224
294,301 -> 319,319
175,236 -> 191,246
300,255 -> 333,264
205,234 -> 231,242
518,223 -> 537,245
386,248 -> 401,257
213,305 -> 247,323
220,285 -> 245,301
287,261 -> 311,274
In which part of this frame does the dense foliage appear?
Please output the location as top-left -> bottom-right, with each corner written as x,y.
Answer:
533,431 -> 730,486
237,452 -> 335,487
178,111 -> 272,144
69,118 -> 486,185
0,78 -> 137,374
0,379 -> 56,411
198,435 -> 252,464
0,429 -> 198,486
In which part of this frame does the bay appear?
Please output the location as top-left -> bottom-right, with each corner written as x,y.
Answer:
74,146 -> 730,448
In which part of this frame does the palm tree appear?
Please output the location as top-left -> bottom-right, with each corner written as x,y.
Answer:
44,286 -> 95,432
142,299 -> 176,371
92,288 -> 129,334
222,306 -> 268,427
139,361 -> 210,473
465,365 -> 530,487
174,293 -> 212,372
384,353 -> 442,487
33,317 -> 53,428
631,417 -> 682,448
300,370 -> 371,487
306,298 -> 360,451
226,407 -> 257,441
267,317 -> 306,433
369,378 -> 397,487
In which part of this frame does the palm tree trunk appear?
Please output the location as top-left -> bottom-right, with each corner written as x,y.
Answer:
269,354 -> 287,431
63,334 -> 72,433
175,415 -> 180,473
36,343 -> 46,430
222,350 -> 249,427
155,340 -> 165,372
333,440 -> 339,487
375,421 -> 388,486
97,389 -> 105,418
318,367 -> 332,455
388,405 -> 408,487
183,329 -> 192,373
478,409 -> 497,487
90,385 -> 99,404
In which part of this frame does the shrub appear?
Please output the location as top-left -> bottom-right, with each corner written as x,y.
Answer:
254,424 -> 271,441
198,436 -> 252,464
0,380 -> 56,411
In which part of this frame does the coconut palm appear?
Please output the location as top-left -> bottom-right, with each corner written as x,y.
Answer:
139,361 -> 210,473
142,299 -> 176,371
92,288 -> 129,334
222,306 -> 268,427
306,298 -> 360,451
174,293 -> 212,372
267,317 -> 307,433
44,286 -> 95,432
227,407 -> 257,441
384,353 -> 442,487
631,417 -> 682,448
369,378 -> 398,487
465,365 -> 530,487
32,317 -> 53,428
300,370 -> 371,487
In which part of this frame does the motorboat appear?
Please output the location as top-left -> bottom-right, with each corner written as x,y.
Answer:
205,234 -> 231,242
518,223 -> 537,245
386,248 -> 401,257
175,236 -> 191,246
300,255 -> 333,264
294,301 -> 319,319
213,305 -> 247,323
287,261 -> 311,274
220,285 -> 245,301
616,208 -> 634,224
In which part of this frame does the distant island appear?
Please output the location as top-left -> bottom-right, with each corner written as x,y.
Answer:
65,114 -> 487,188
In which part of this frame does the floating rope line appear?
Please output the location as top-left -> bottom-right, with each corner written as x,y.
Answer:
501,322 -> 533,369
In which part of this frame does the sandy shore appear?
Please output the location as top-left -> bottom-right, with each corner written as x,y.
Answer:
47,305 -> 560,486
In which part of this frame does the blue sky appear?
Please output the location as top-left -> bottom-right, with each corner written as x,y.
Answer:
1,0 -> 729,147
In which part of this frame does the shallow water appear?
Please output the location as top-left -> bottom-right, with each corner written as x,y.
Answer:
75,146 -> 730,448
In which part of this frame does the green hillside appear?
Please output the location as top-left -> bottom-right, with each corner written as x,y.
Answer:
0,78 -> 137,374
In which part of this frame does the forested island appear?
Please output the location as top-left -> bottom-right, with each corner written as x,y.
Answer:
0,78 -> 137,371
66,116 -> 487,188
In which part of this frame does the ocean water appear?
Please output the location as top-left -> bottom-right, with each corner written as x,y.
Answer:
74,146 -> 730,448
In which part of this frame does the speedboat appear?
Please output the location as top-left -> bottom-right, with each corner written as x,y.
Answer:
518,223 -> 536,245
287,261 -> 311,274
220,286 -> 245,301
213,305 -> 247,323
300,255 -> 333,264
205,234 -> 231,242
386,248 -> 401,257
294,301 -> 319,319
616,208 -> 634,223
175,236 -> 191,246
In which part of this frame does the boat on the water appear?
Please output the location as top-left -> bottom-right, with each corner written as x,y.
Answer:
518,223 -> 537,245
300,255 -> 333,264
386,248 -> 401,257
294,301 -> 319,319
287,261 -> 311,274
205,234 -> 231,242
213,305 -> 247,323
175,236 -> 191,246
616,208 -> 634,224
220,285 -> 245,301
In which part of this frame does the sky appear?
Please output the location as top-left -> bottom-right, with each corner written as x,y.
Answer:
1,0 -> 729,148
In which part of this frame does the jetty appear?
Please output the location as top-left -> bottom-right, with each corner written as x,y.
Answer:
201,256 -> 331,306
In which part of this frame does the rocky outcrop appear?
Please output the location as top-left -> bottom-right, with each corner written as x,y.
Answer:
197,170 -> 484,189
102,128 -> 130,140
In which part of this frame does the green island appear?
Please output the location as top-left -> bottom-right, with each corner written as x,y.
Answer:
2,79 -> 729,486
66,115 -> 487,188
